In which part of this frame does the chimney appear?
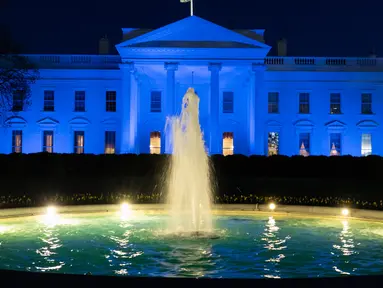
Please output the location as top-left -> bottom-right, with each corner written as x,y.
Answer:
369,47 -> 377,58
99,35 -> 109,55
277,38 -> 287,57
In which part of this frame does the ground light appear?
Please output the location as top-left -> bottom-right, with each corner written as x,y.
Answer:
0,226 -> 8,233
42,205 -> 60,225
120,203 -> 133,220
341,208 -> 350,216
269,203 -> 276,211
46,206 -> 57,217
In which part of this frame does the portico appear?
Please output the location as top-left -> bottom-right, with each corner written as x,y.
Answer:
116,15 -> 270,155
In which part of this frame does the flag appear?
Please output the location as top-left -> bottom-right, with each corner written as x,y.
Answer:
180,0 -> 193,16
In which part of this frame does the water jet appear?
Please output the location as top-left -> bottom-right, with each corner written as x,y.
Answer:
166,88 -> 213,234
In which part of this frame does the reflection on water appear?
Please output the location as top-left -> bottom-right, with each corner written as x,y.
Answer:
333,220 -> 356,256
165,241 -> 215,278
107,221 -> 140,275
331,220 -> 358,275
261,217 -> 290,279
35,225 -> 64,272
1,214 -> 383,278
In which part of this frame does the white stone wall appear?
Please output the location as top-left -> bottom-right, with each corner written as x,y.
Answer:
2,57 -> 383,156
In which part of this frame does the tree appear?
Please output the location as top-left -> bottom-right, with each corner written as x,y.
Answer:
0,25 -> 39,124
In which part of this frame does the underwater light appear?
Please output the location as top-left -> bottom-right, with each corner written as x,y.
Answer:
42,205 -> 60,225
269,203 -> 276,211
0,226 -> 8,233
46,206 -> 57,217
341,208 -> 349,216
120,203 -> 133,219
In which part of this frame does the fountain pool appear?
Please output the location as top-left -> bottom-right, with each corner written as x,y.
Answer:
1,88 -> 382,281
1,209 -> 383,278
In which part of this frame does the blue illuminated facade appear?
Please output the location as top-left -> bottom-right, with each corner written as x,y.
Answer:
2,16 -> 383,156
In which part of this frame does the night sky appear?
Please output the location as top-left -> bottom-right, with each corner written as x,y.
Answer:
1,0 -> 382,57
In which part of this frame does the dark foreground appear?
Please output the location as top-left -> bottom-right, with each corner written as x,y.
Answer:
1,153 -> 383,210
1,269 -> 382,288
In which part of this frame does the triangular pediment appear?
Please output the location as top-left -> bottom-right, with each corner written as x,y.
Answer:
101,117 -> 118,126
294,119 -> 314,127
325,120 -> 346,128
129,41 -> 259,48
266,120 -> 282,127
117,16 -> 270,52
37,117 -> 59,126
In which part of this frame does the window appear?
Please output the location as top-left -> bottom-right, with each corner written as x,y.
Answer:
299,133 -> 310,156
12,90 -> 24,112
43,131 -> 54,153
106,91 -> 117,112
223,132 -> 234,156
223,91 -> 234,113
150,131 -> 161,154
74,131 -> 84,154
361,133 -> 372,156
268,132 -> 279,156
330,133 -> 341,156
75,91 -> 86,112
43,90 -> 55,112
330,93 -> 341,114
12,130 -> 22,153
299,93 -> 310,114
105,131 -> 116,154
361,93 -> 372,114
268,92 -> 279,113
150,91 -> 162,113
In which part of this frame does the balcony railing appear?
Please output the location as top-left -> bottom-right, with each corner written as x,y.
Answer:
22,54 -> 383,71
25,54 -> 121,69
264,57 -> 382,71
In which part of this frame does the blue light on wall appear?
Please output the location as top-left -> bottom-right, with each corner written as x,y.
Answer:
2,16 -> 382,157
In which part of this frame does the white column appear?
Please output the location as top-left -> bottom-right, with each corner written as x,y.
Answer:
130,72 -> 140,154
208,63 -> 222,155
164,63 -> 178,154
252,64 -> 266,155
119,62 -> 135,154
248,70 -> 256,155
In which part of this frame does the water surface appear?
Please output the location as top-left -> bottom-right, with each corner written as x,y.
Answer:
0,213 -> 383,278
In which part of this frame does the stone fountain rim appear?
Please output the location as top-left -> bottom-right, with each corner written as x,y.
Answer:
0,204 -> 382,222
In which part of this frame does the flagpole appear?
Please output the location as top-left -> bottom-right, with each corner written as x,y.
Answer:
191,0 -> 194,16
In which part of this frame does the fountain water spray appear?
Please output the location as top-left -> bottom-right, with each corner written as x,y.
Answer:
166,88 -> 213,234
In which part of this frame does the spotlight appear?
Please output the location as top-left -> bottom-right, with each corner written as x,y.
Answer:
120,203 -> 132,219
121,203 -> 130,213
341,208 -> 349,216
269,203 -> 276,210
46,206 -> 57,217
43,205 -> 60,226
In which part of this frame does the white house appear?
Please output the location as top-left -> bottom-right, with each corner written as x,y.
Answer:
2,16 -> 382,156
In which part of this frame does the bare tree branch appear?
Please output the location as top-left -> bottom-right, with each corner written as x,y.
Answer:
0,25 -> 40,126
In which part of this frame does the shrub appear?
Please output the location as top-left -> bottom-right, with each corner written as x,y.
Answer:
0,153 -> 381,209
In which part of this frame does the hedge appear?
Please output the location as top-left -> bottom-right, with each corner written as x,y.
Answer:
0,153 -> 382,209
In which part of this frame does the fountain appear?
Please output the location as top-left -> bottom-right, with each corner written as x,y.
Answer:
166,88 -> 213,235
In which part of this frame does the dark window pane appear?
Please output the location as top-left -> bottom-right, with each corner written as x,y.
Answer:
75,91 -> 86,112
223,92 -> 234,113
150,91 -> 162,113
106,91 -> 117,112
